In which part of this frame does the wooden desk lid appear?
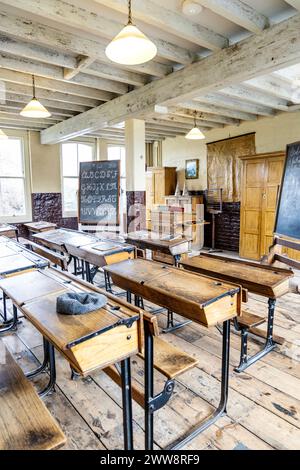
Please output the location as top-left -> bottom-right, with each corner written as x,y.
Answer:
105,259 -> 241,327
0,270 -> 67,305
181,254 -> 293,298
126,231 -> 190,247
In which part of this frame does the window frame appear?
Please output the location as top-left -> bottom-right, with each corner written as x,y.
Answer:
60,140 -> 96,218
0,132 -> 32,224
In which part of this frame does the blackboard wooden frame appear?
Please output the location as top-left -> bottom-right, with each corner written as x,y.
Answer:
78,160 -> 120,226
274,141 -> 300,241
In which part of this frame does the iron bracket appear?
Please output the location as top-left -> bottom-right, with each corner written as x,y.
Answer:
148,380 -> 175,413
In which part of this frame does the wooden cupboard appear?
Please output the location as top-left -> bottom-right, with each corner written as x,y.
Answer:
240,152 -> 285,260
146,167 -> 177,223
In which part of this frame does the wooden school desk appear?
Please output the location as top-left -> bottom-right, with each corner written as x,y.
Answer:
64,240 -> 136,287
104,258 -> 242,450
33,228 -> 99,253
0,268 -> 143,450
24,221 -> 57,234
0,224 -> 18,241
125,230 -> 191,266
0,238 -> 49,333
180,253 -> 293,372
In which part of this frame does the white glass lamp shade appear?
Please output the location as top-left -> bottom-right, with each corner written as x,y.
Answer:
105,24 -> 157,65
185,126 -> 205,140
20,98 -> 52,118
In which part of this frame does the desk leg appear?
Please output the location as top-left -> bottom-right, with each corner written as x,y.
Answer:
26,337 -> 49,378
173,254 -> 181,267
234,298 -> 277,373
121,358 -> 134,450
162,310 -> 192,334
38,341 -> 56,398
168,319 -> 230,450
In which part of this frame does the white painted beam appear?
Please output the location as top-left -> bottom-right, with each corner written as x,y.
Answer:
195,94 -> 275,116
196,0 -> 269,33
4,93 -> 91,113
0,103 -> 76,117
245,75 -> 300,103
171,106 -> 240,125
0,11 -> 170,78
0,113 -> 59,125
0,110 -> 64,122
219,84 -> 289,110
0,67 -> 119,100
93,0 -> 228,50
178,100 -> 256,121
3,82 -> 101,107
64,56 -> 96,80
284,1 -> 300,11
0,36 -> 146,87
3,0 -> 196,65
41,14 -> 300,143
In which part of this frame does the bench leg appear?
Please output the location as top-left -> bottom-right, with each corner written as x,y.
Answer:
121,358 -> 134,450
38,341 -> 56,398
162,310 -> 192,334
234,298 -> 277,373
167,320 -> 231,450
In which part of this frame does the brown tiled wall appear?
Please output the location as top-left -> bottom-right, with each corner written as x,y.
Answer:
126,191 -> 146,232
16,192 -> 78,237
204,202 -> 241,252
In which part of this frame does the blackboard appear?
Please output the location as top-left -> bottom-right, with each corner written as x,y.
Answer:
79,160 -> 120,225
275,141 -> 300,240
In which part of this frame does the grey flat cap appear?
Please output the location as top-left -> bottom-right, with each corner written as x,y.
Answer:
57,292 -> 107,315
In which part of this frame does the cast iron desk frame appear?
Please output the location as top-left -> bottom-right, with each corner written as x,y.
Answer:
104,260 -> 240,450
180,253 -> 293,373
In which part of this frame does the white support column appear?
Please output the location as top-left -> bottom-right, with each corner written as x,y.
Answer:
98,138 -> 108,160
125,119 -> 146,231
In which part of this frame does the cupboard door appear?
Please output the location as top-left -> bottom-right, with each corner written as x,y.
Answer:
240,158 -> 265,260
260,156 -> 285,257
153,170 -> 165,205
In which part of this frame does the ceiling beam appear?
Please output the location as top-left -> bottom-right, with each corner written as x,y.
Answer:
3,93 -> 91,113
41,14 -> 300,143
196,0 -> 269,33
0,113 -> 59,125
178,100 -> 256,121
245,75 -> 300,103
195,93 -> 275,116
0,110 -> 64,122
284,1 -> 300,11
93,0 -> 228,50
219,85 -> 289,110
0,11 -> 170,78
3,82 -> 101,107
0,103 -> 76,117
170,106 -> 240,126
0,67 -> 120,100
0,35 -> 146,87
0,119 -> 49,129
64,56 -> 95,80
3,0 -> 196,66
149,113 -> 223,128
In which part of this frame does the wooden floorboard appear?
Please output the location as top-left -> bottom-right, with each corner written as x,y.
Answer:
1,272 -> 300,450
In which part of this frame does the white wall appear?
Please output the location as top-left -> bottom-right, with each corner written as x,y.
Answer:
162,110 -> 300,191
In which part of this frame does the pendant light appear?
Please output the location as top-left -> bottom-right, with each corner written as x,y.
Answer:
105,0 -> 157,65
185,112 -> 205,140
20,75 -> 51,118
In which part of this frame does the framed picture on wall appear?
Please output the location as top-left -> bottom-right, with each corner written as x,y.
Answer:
185,159 -> 199,179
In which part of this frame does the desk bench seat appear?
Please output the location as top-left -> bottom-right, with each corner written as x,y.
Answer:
0,341 -> 66,450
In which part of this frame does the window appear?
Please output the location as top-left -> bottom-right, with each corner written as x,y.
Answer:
61,142 -> 95,217
0,136 -> 31,223
107,145 -> 126,230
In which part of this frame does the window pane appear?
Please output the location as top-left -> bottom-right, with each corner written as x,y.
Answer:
63,178 -> 78,213
78,144 -> 93,163
0,178 -> 26,216
108,146 -> 126,177
62,143 -> 78,177
0,139 -> 24,177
